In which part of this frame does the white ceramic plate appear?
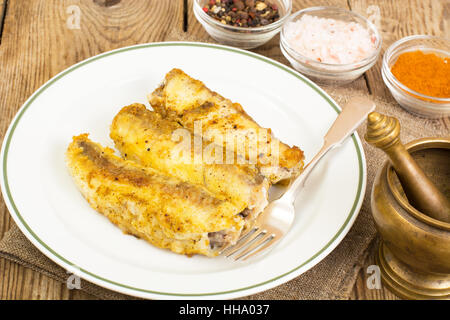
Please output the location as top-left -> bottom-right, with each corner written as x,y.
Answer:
0,42 -> 366,300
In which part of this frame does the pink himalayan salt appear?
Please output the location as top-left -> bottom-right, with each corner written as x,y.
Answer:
284,14 -> 377,65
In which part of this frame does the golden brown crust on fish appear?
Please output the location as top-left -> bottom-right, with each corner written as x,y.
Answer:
66,134 -> 245,257
148,68 -> 305,184
110,103 -> 269,225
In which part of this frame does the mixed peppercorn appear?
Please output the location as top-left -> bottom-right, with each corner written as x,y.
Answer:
202,0 -> 281,28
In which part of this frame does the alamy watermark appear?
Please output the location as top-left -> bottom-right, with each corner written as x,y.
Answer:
366,5 -> 381,30
170,120 -> 280,166
66,264 -> 81,290
366,265 -> 381,290
66,5 -> 81,30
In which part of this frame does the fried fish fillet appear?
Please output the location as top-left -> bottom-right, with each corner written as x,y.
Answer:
148,68 -> 305,184
110,103 -> 269,225
66,134 -> 246,257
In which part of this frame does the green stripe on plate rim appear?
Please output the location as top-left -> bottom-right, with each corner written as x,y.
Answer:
1,42 -> 365,297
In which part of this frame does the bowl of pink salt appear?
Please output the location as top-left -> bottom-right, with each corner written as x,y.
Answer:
280,6 -> 381,84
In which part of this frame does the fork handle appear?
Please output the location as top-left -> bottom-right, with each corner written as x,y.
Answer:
285,97 -> 376,204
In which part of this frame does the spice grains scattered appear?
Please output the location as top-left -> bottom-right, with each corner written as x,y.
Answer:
391,50 -> 450,98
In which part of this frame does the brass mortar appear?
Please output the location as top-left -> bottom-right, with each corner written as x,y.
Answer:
371,136 -> 450,299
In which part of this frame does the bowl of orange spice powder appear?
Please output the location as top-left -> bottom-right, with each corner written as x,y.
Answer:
382,35 -> 450,118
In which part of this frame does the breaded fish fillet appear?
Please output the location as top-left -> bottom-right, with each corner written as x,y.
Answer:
110,103 -> 269,225
66,134 -> 245,257
148,68 -> 305,184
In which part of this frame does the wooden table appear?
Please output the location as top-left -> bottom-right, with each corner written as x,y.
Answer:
0,0 -> 448,300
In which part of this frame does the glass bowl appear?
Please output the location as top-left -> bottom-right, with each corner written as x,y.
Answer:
193,0 -> 292,49
280,6 -> 382,84
381,35 -> 450,118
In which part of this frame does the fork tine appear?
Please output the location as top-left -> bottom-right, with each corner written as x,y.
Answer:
234,233 -> 274,261
218,227 -> 258,256
240,234 -> 280,261
225,229 -> 265,258
239,225 -> 259,240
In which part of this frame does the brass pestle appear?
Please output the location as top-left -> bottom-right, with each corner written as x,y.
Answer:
365,112 -> 450,223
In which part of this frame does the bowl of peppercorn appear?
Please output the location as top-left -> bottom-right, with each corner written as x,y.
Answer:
194,0 -> 292,49
382,35 -> 450,118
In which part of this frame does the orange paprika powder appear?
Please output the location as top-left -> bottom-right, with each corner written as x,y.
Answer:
391,50 -> 450,98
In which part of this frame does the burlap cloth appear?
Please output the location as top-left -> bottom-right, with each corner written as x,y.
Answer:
0,26 -> 448,298
1,85 -> 446,300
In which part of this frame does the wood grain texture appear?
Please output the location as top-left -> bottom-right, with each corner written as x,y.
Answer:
347,0 -> 449,300
0,0 -> 7,43
348,0 -> 450,130
0,0 -> 183,300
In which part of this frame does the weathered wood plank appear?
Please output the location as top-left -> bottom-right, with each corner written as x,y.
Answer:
2,0 -> 443,300
0,0 -> 370,300
0,0 -> 184,235
0,0 -> 184,300
187,0 -> 373,300
348,0 -> 450,131
349,0 -> 450,299
0,0 -> 6,44
348,0 -> 449,300
349,0 -> 449,96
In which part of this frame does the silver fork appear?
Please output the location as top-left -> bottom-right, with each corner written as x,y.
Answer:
220,97 -> 376,261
